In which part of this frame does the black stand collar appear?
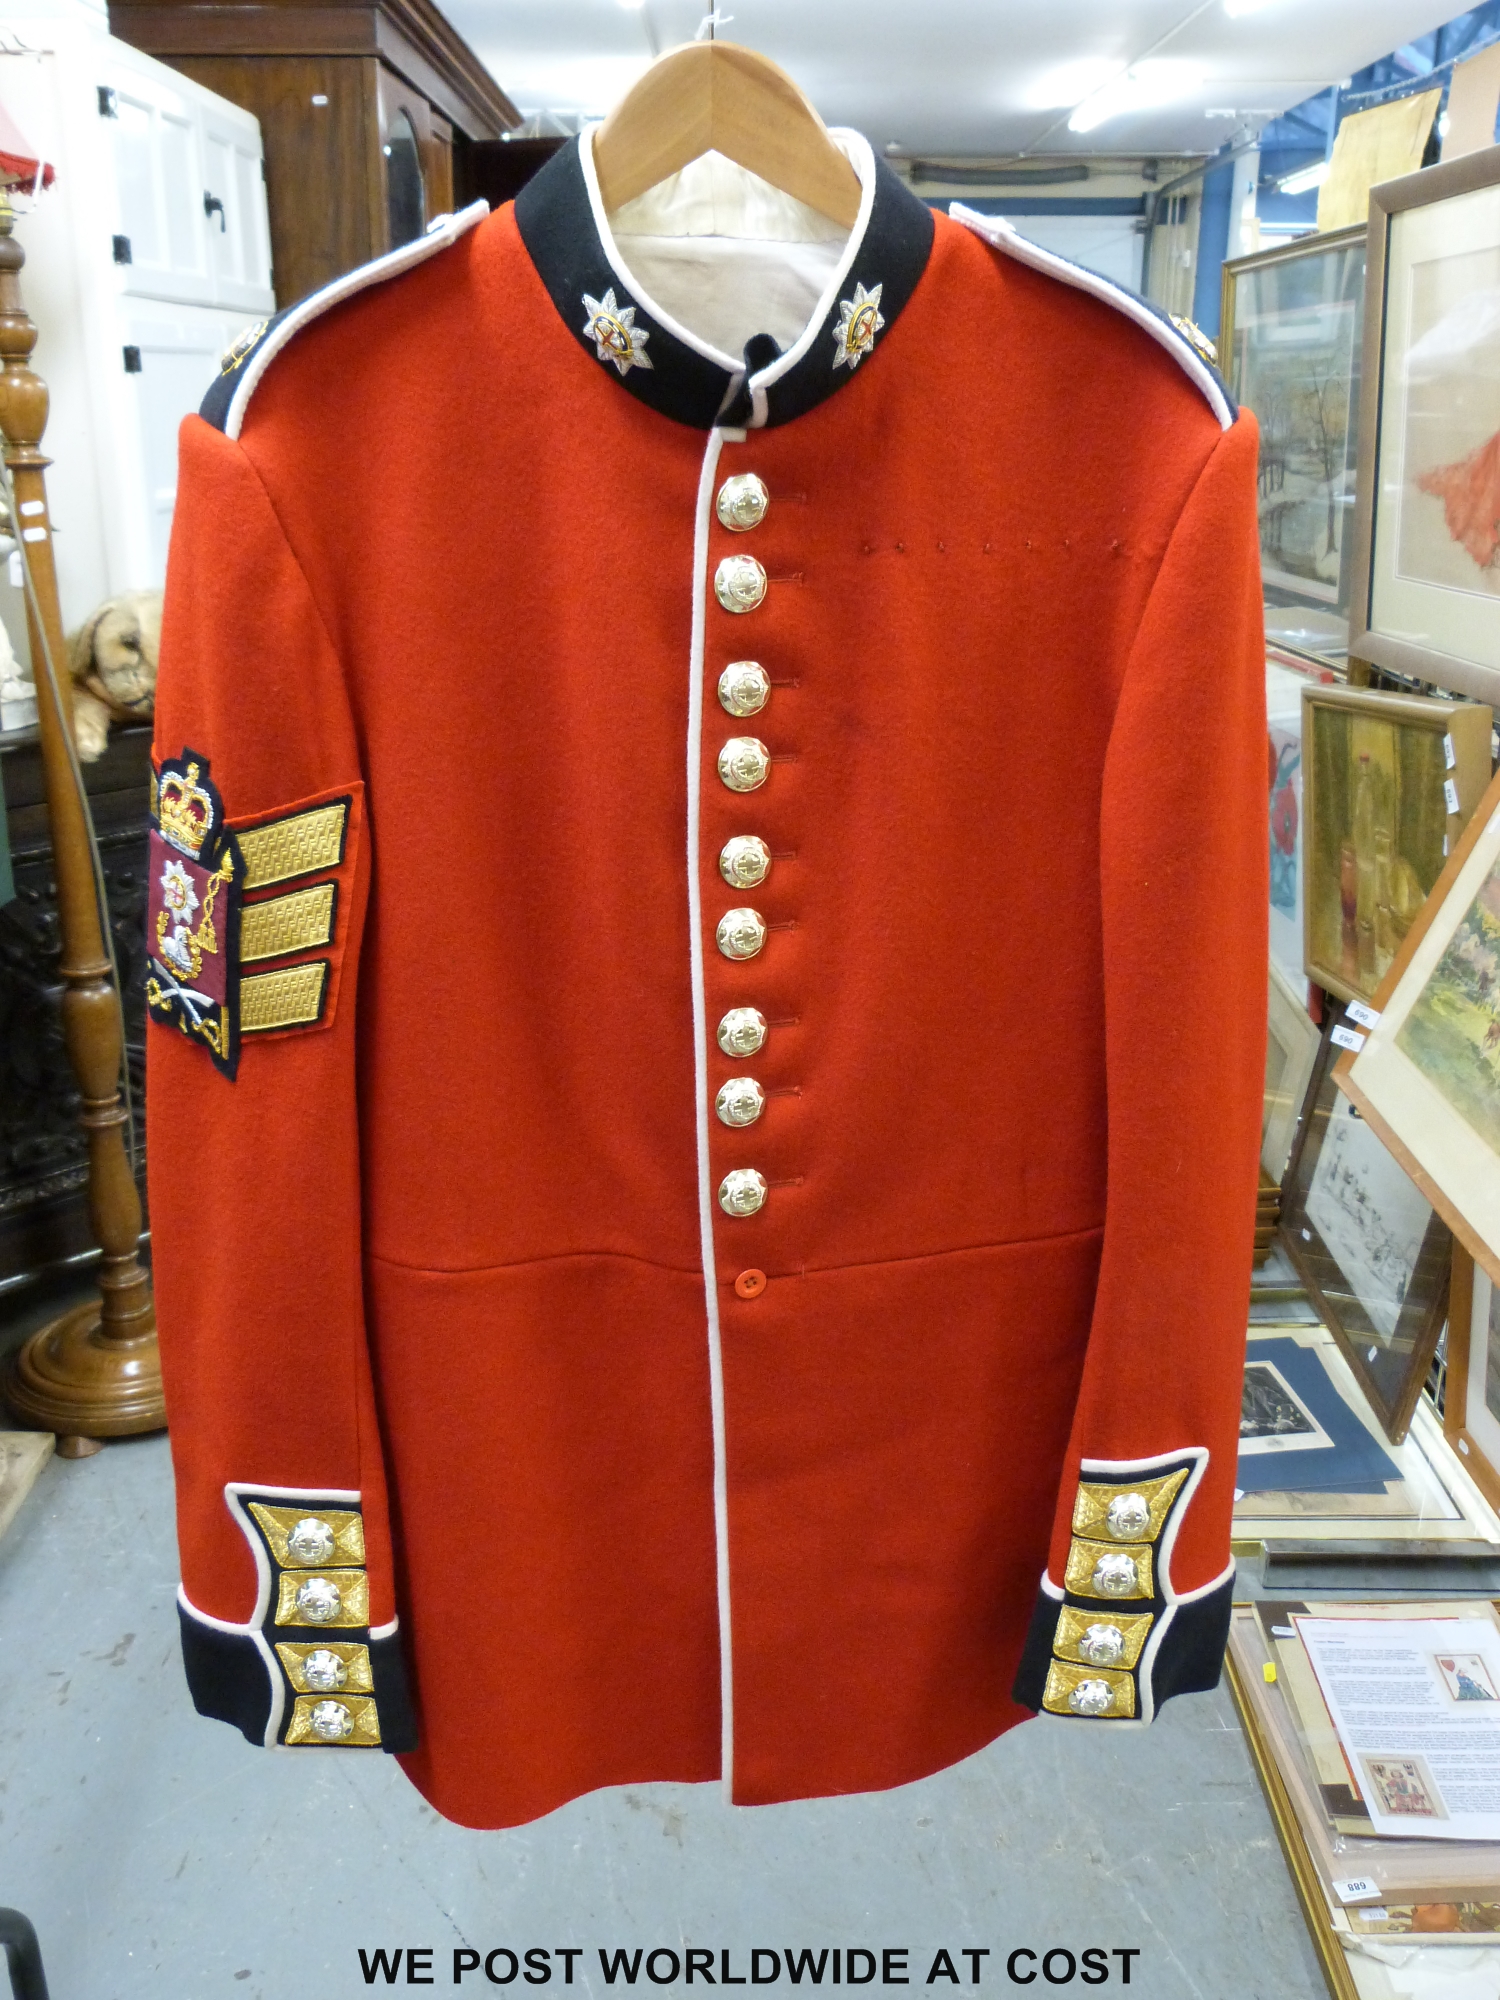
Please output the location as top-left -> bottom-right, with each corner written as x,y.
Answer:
515,129 -> 934,430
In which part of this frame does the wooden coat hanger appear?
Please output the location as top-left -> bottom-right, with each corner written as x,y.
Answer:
591,39 -> 863,230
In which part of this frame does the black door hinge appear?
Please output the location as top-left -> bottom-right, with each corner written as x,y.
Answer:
112,234 -> 132,264
98,85 -> 118,117
123,346 -> 142,373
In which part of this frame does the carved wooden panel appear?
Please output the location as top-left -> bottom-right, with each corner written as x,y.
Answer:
0,725 -> 152,1285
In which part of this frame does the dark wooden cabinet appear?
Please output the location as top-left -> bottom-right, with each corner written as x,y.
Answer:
0,726 -> 152,1298
108,0 -> 517,308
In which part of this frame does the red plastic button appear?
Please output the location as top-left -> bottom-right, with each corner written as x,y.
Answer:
734,1269 -> 768,1299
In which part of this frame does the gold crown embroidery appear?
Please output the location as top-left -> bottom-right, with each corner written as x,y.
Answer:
158,761 -> 216,858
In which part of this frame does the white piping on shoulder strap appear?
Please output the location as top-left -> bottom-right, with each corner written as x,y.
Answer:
948,202 -> 1235,433
223,200 -> 490,441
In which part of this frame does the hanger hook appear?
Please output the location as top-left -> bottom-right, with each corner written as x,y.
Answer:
694,8 -> 732,40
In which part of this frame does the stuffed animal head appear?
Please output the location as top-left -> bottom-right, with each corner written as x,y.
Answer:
70,589 -> 161,721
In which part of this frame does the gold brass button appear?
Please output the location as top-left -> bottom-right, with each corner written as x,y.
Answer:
717,473 -> 769,532
716,908 -> 766,960
734,1268 -> 768,1298
715,1076 -> 765,1127
720,835 -> 771,888
718,1007 -> 768,1057
715,555 -> 766,614
718,661 -> 770,716
719,1168 -> 768,1216
719,737 -> 769,792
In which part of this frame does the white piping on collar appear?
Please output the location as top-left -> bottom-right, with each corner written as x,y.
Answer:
949,203 -> 1234,432
222,201 -> 489,442
578,126 -> 879,425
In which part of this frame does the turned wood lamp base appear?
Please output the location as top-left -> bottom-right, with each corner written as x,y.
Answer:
4,1298 -> 165,1451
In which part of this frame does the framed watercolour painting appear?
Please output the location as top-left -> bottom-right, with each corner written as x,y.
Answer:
1445,1245 -> 1500,1513
1300,682 -> 1491,1005
1222,225 -> 1366,661
1281,1008 -> 1451,1441
1349,144 -> 1500,701
1338,765 -> 1500,1291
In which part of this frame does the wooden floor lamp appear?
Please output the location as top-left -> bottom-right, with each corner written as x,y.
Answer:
0,186 -> 164,1453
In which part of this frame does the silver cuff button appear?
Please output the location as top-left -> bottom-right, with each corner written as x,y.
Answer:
286,1516 -> 337,1565
1091,1553 -> 1140,1598
295,1577 -> 343,1623
1067,1679 -> 1115,1717
1078,1623 -> 1126,1668
303,1648 -> 349,1691
1105,1493 -> 1151,1541
309,1698 -> 355,1740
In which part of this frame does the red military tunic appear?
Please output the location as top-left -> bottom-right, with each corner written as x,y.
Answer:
148,129 -> 1266,1829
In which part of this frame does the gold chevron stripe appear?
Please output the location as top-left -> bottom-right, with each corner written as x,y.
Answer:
241,960 -> 328,1033
237,801 -> 347,889
240,882 -> 336,964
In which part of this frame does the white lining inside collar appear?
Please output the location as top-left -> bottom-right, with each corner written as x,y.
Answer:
578,125 -> 878,397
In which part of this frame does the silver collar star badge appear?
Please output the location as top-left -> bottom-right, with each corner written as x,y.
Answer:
832,280 -> 885,370
582,288 -> 653,375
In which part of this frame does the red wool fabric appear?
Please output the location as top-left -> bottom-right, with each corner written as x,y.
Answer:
150,203 -> 1267,1829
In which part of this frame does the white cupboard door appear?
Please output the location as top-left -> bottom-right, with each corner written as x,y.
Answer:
118,303 -> 245,585
102,63 -> 214,307
200,107 -> 275,310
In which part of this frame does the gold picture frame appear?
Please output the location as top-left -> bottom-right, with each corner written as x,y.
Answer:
1348,143 -> 1500,701
1300,681 -> 1491,1005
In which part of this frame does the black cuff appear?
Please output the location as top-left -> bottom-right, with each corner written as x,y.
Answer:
179,1601 -> 273,1745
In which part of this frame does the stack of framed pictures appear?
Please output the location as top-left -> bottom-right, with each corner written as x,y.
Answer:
1227,1602 -> 1500,1999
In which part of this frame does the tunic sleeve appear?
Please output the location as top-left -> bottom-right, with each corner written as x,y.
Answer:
147,415 -> 415,1753
1012,412 -> 1267,1724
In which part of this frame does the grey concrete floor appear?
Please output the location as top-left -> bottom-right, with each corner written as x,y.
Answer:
0,1435 -> 1329,2000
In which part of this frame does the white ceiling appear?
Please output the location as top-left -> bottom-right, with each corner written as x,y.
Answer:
442,0 -> 1473,157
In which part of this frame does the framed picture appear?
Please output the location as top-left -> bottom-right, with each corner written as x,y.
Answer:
1267,649 -> 1338,995
1337,765 -> 1500,1294
1222,225 -> 1366,661
1446,1244 -> 1500,1511
1265,962 -> 1322,1184
1300,681 -> 1492,1005
1348,144 -> 1500,702
1281,1007 -> 1452,1441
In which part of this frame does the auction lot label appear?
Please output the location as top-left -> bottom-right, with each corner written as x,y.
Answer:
356,1947 -> 1144,1988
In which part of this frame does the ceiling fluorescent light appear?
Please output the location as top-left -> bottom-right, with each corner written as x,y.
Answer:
1068,61 -> 1205,134
1026,58 -> 1123,111
1278,159 -> 1330,195
1224,0 -> 1277,14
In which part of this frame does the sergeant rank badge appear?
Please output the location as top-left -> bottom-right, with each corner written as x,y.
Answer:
145,749 -> 244,1078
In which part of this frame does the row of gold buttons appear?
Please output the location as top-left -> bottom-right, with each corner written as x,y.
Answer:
711,472 -> 775,1226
